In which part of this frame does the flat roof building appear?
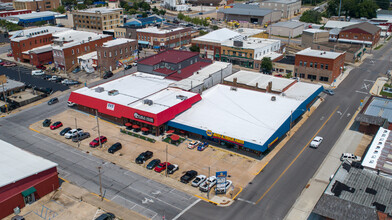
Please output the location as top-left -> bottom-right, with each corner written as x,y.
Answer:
7,11 -> 60,26
260,0 -> 301,19
137,26 -> 192,49
72,7 -> 124,31
268,21 -> 304,38
13,0 -> 61,12
217,4 -> 282,25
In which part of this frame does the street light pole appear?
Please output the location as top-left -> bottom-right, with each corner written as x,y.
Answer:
75,118 -> 80,147
207,166 -> 210,199
165,145 -> 168,178
98,166 -> 103,201
95,109 -> 102,148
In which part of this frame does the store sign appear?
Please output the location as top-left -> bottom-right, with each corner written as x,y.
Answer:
206,130 -> 244,145
134,112 -> 154,123
216,171 -> 227,194
107,103 -> 115,111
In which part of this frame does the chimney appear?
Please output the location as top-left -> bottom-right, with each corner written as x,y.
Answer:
233,77 -> 237,86
255,82 -> 259,88
267,81 -> 272,93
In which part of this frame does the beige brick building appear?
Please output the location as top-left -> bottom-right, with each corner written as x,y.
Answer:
72,7 -> 124,31
13,0 -> 61,12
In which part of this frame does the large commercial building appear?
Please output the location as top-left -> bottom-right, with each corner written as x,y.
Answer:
96,38 -> 138,72
191,28 -> 242,60
217,4 -> 281,25
338,22 -> 381,47
0,9 -> 31,17
136,26 -> 192,49
260,0 -> 301,19
72,7 -> 124,31
0,140 -> 59,219
6,11 -> 60,26
13,0 -> 60,12
295,48 -> 345,84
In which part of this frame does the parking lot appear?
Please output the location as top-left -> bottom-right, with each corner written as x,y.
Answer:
30,108 -> 265,201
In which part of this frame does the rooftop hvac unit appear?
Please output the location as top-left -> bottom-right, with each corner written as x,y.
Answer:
108,89 -> 119,96
271,96 -> 276,101
95,87 -> 104,93
176,95 -> 188,100
143,99 -> 153,106
230,87 -> 237,91
233,40 -> 243,47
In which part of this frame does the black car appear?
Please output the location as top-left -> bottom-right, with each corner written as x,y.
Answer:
43,119 -> 51,127
135,151 -> 153,164
167,164 -> 179,174
108,142 -> 122,153
103,71 -> 113,79
48,97 -> 59,105
124,65 -> 132,70
180,170 -> 198,183
95,212 -> 115,220
60,127 -> 72,136
146,159 -> 161,170
72,132 -> 90,142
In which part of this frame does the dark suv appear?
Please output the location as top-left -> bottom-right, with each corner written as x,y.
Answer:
47,97 -> 59,105
180,170 -> 198,183
103,71 -> 113,79
135,151 -> 153,164
95,213 -> 115,220
108,142 -> 122,153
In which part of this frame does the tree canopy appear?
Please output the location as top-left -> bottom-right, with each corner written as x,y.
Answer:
261,57 -> 272,73
326,0 -> 378,18
299,10 -> 322,24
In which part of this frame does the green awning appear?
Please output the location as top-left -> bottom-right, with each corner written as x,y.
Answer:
363,48 -> 366,52
215,54 -> 220,57
21,187 -> 36,197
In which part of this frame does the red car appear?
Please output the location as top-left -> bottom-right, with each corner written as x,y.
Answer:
89,136 -> 107,147
50,121 -> 63,130
3,62 -> 16,67
154,162 -> 171,173
7,53 -> 12,57
36,64 -> 47,70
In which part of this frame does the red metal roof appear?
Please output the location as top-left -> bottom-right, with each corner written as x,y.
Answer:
138,50 -> 199,65
154,68 -> 176,75
165,62 -> 210,81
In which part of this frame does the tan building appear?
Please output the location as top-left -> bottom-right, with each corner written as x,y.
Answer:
301,29 -> 329,48
72,7 -> 124,31
273,55 -> 295,76
260,0 -> 301,19
13,0 -> 60,12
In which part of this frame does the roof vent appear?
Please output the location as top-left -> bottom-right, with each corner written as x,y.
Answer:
95,87 -> 104,93
365,187 -> 377,195
373,202 -> 386,212
143,99 -> 153,106
108,89 -> 119,96
271,96 -> 276,101
176,95 -> 188,101
230,87 -> 237,91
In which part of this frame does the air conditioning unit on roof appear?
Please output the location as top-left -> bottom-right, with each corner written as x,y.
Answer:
95,87 -> 104,93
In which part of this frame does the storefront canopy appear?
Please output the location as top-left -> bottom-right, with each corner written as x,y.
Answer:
141,127 -> 149,132
170,134 -> 180,141
138,40 -> 149,45
132,125 -> 140,129
21,187 -> 36,197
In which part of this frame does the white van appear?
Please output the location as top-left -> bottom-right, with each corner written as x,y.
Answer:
340,153 -> 361,162
31,70 -> 44,76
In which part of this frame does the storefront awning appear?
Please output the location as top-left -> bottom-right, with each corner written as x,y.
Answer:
141,127 -> 149,132
153,46 -> 160,49
138,40 -> 149,45
167,130 -> 174,134
125,122 -> 133,127
170,134 -> 180,141
132,124 -> 140,129
21,187 -> 36,197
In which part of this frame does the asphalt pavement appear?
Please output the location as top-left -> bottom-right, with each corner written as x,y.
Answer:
177,42 -> 392,219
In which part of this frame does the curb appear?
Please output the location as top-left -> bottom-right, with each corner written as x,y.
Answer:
193,194 -> 218,205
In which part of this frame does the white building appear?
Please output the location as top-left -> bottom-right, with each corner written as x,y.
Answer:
162,0 -> 190,11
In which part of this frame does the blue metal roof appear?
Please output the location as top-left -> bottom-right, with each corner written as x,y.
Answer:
365,97 -> 392,122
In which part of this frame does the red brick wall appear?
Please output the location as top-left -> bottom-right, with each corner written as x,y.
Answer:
339,28 -> 381,46
11,33 -> 53,62
0,167 -> 59,219
97,40 -> 138,72
137,28 -> 192,48
294,52 -> 345,83
30,51 -> 53,66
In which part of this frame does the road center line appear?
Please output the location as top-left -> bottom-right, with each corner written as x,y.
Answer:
254,106 -> 339,204
172,198 -> 201,220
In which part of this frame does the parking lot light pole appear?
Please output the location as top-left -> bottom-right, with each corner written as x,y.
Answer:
75,118 -> 80,147
207,166 -> 210,200
98,166 -> 103,201
95,109 -> 102,148
165,145 -> 168,178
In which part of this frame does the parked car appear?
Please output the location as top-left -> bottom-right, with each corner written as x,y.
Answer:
147,159 -> 161,170
135,151 -> 153,164
310,136 -> 323,148
36,64 -> 46,70
95,212 -> 115,220
72,132 -> 90,142
108,142 -> 122,153
199,176 -> 217,192
323,89 -> 334,96
154,162 -> 171,173
50,121 -> 63,130
67,101 -> 76,107
197,142 -> 209,151
62,79 -> 80,85
340,153 -> 361,162
124,65 -> 132,70
191,175 -> 207,187
42,119 -> 51,127
48,97 -> 59,105
89,136 -> 108,147
42,74 -> 52,80
64,128 -> 83,139
48,76 -> 60,81
167,164 -> 179,174
72,67 -> 81,73
3,62 -> 16,67
132,62 -> 137,66
215,180 -> 233,194
180,170 -> 198,183
32,70 -> 45,76
59,127 -> 71,136
103,71 -> 113,79
188,141 -> 201,149
7,53 -> 12,57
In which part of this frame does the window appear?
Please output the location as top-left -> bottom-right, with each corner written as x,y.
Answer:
72,49 -> 74,55
109,52 -> 112,57
304,61 -> 307,67
299,73 -> 305,78
115,50 -> 117,56
314,62 -> 317,68
307,74 -> 316,80
104,51 -> 106,57
299,61 -> 302,66
130,46 -> 132,51
77,48 -> 79,53
125,48 -> 127,53
310,62 -> 313,67
354,36 -> 358,39
120,49 -> 122,54
325,64 -> 329,70
320,64 -> 324,69
72,60 -> 74,65
223,50 -> 225,55
250,53 -> 252,57
22,43 -> 25,47
233,51 -> 237,56
319,76 -> 329,82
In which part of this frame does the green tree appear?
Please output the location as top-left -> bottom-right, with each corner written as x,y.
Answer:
62,0 -> 76,6
377,0 -> 390,9
34,20 -> 47,26
326,0 -> 377,18
152,6 -> 158,14
261,57 -> 272,73
177,12 -> 185,20
54,5 -> 65,14
142,12 -> 148,18
199,30 -> 208,36
76,4 -> 87,10
158,9 -> 166,16
84,0 -> 93,5
189,45 -> 200,52
211,25 -> 219,30
128,8 -> 137,14
139,1 -> 150,11
299,10 -> 322,24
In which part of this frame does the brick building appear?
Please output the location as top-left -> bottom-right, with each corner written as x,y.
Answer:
136,26 -> 192,49
295,48 -> 345,84
10,26 -> 69,63
0,9 -> 31,17
337,22 -> 381,47
52,30 -> 112,71
13,0 -> 60,12
72,7 -> 124,31
114,26 -> 139,39
96,38 -> 138,72
0,140 -> 59,219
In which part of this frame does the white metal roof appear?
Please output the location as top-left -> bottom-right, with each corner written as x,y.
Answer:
77,51 -> 97,60
73,73 -> 199,114
324,21 -> 359,29
296,47 -> 344,59
52,30 -> 112,50
10,26 -> 70,42
303,29 -> 328,33
102,38 -> 136,47
254,51 -> 282,61
170,84 -> 303,146
192,28 -> 241,44
362,127 -> 389,169
0,139 -> 57,188
235,28 -> 265,37
9,11 -> 59,19
75,7 -> 123,14
137,27 -> 185,34
222,37 -> 280,49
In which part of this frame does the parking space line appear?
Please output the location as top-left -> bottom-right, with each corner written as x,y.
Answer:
253,162 -> 269,176
29,127 -> 40,133
232,186 -> 243,200
90,192 -> 110,202
172,198 -> 201,220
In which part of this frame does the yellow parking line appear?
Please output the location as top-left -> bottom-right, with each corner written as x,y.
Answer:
29,127 -> 40,133
253,162 -> 269,176
90,192 -> 111,202
59,177 -> 70,183
232,186 -> 243,200
208,145 -> 253,160
32,102 -> 42,106
194,194 -> 218,205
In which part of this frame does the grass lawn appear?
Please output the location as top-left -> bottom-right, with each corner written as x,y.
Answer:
380,83 -> 392,97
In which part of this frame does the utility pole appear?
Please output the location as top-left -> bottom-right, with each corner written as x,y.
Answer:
1,82 -> 8,113
207,166 -> 210,199
98,166 -> 103,201
165,145 -> 168,178
75,118 -> 80,147
338,0 -> 342,18
95,109 -> 102,148
17,58 -> 21,82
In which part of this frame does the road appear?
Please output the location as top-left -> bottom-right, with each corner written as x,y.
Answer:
178,43 -> 392,219
0,93 -> 199,220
